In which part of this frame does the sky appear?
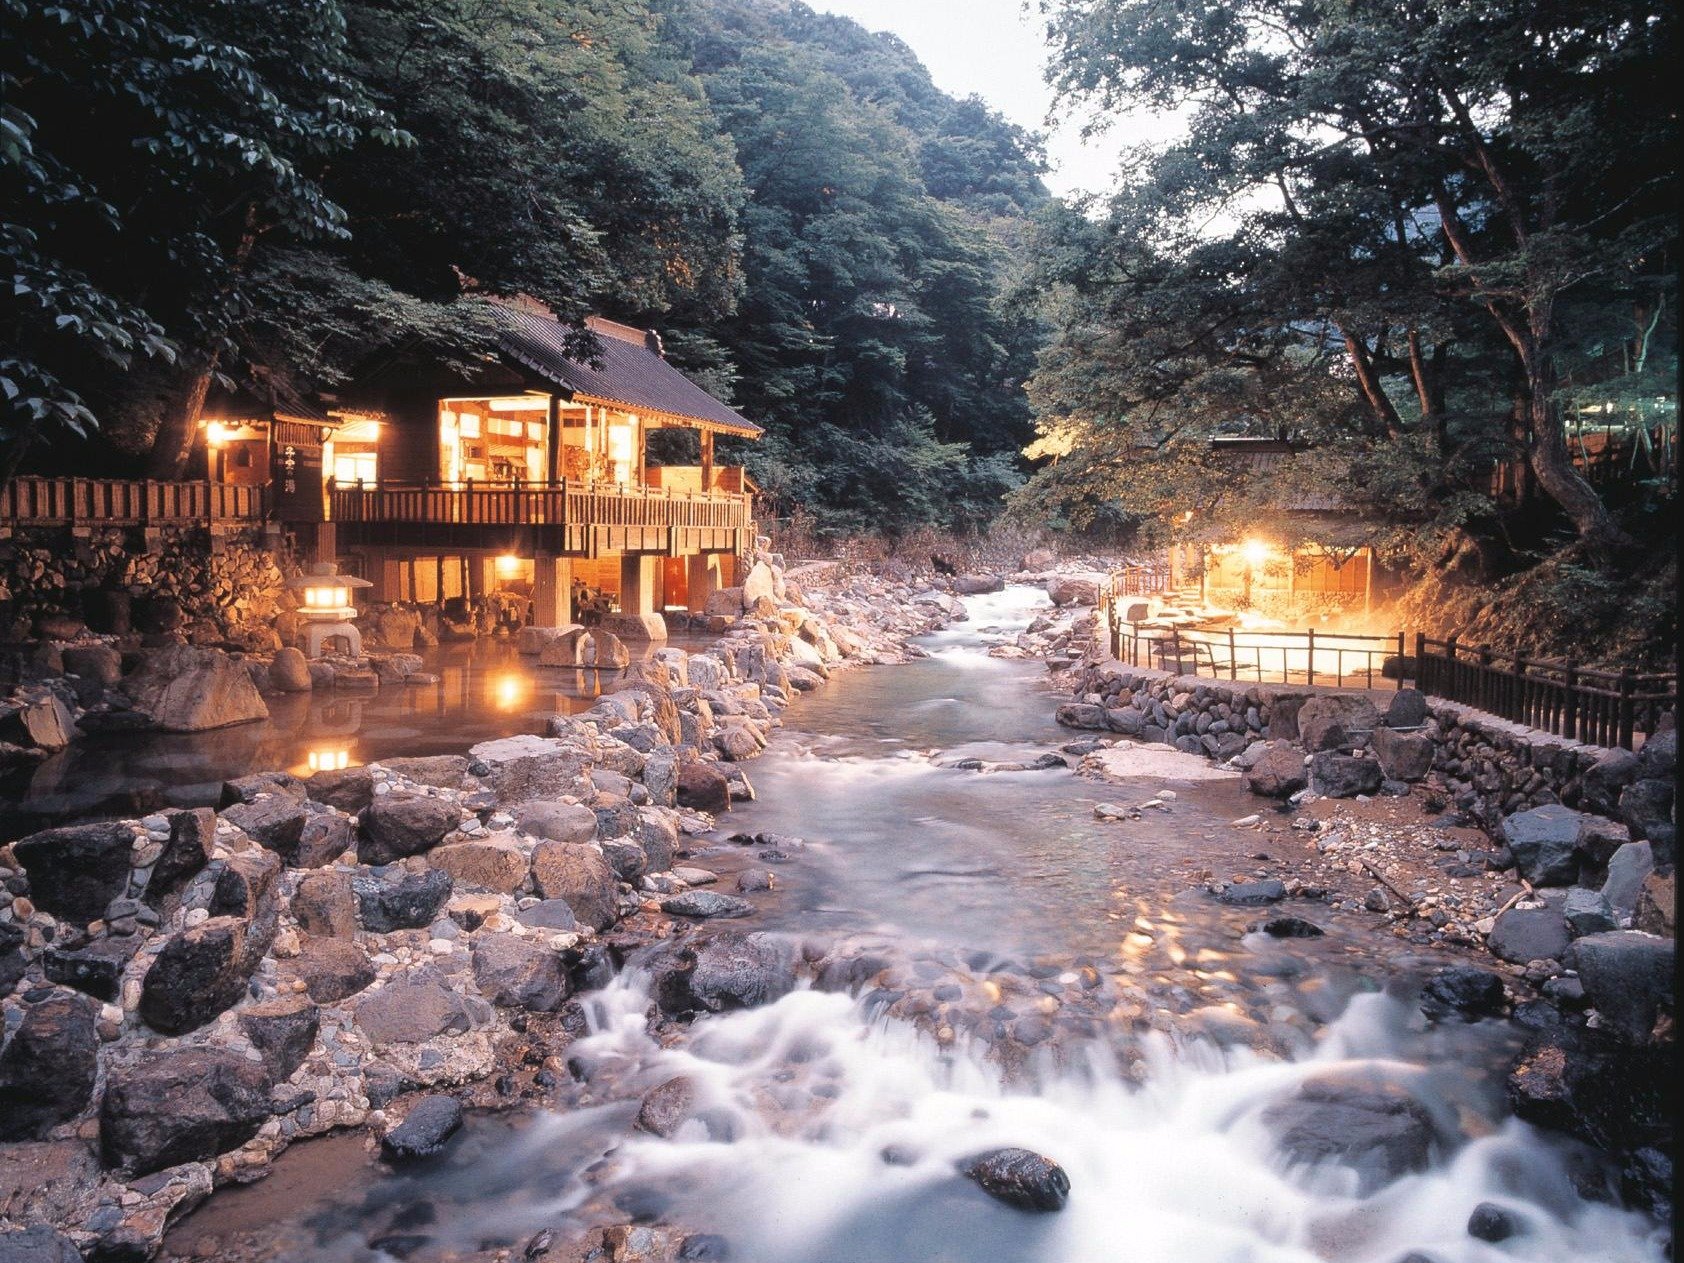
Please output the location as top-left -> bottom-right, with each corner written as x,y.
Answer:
805,0 -> 1168,199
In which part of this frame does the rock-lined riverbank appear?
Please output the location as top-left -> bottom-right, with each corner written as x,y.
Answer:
0,547 -> 971,1259
1020,591 -> 1676,1217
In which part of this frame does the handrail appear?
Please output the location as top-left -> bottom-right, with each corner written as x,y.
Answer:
0,476 -> 266,525
326,477 -> 753,532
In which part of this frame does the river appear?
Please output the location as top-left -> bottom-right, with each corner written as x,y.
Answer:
162,586 -> 1666,1263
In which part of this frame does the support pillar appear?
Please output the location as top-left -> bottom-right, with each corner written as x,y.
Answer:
531,552 -> 572,628
604,554 -> 666,641
686,553 -> 719,614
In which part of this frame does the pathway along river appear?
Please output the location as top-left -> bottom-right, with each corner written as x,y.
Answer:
165,587 -> 1666,1263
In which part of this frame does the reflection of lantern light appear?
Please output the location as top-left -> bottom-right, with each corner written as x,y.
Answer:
1241,538 -> 1271,569
307,746 -> 352,772
495,553 -> 522,579
492,672 -> 529,713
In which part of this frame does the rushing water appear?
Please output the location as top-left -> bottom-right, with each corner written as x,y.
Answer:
164,588 -> 1667,1263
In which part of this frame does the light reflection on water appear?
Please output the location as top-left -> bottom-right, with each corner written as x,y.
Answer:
0,635 -> 705,838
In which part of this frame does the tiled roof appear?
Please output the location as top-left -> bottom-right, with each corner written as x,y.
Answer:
499,308 -> 761,436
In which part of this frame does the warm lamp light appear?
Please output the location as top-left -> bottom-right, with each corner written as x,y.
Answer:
495,553 -> 523,579
205,421 -> 234,447
307,746 -> 352,773
1241,538 -> 1271,568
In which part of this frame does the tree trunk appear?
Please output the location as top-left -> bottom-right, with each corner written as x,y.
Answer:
1528,387 -> 1621,544
145,360 -> 217,479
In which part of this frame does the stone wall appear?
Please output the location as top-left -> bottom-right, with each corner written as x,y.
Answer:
0,525 -> 292,650
1064,659 -> 1641,828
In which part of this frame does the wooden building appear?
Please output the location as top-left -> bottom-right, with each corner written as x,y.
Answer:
316,308 -> 761,638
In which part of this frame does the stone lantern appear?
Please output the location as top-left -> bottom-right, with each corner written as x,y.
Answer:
287,561 -> 372,658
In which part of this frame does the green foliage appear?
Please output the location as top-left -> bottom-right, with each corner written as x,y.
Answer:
2,0 -> 394,452
1022,0 -> 1676,552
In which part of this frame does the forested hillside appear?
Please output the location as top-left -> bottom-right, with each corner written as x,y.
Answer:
2,0 -> 1046,532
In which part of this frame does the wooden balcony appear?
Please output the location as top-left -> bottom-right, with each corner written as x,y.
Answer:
328,477 -> 753,557
1,477 -> 266,527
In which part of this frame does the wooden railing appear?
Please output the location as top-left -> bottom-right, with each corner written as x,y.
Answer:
1,477 -> 265,525
1110,562 -> 1171,599
1416,635 -> 1675,750
328,478 -> 752,532
1109,618 -> 1407,690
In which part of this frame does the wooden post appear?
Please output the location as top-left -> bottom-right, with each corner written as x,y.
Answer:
1396,632 -> 1406,690
546,395 -> 561,484
1514,652 -> 1528,727
1617,667 -> 1636,750
701,429 -> 715,492
1306,628 -> 1316,687
1563,657 -> 1579,743
1228,627 -> 1237,681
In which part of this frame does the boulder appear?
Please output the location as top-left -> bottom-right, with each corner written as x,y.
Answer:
1572,931 -> 1674,1043
1467,1203 -> 1517,1243
1370,727 -> 1433,782
660,890 -> 754,920
601,839 -> 648,882
471,934 -> 568,1011
951,574 -> 1004,595
1215,879 -> 1286,906
1022,548 -> 1057,570
1619,778 -> 1675,858
1635,871 -> 1673,937
353,973 -> 487,1046
1054,702 -> 1107,730
1487,901 -> 1570,964
0,1226 -> 81,1263
286,937 -> 375,1003
1045,576 -> 1099,607
515,900 -> 579,932
1245,745 -> 1307,798
468,735 -> 590,804
1295,695 -> 1379,752
511,800 -> 598,845
1419,967 -> 1506,1021
359,791 -> 461,864
268,647 -> 313,692
100,1048 -> 272,1176
1499,805 -> 1586,887
381,1095 -> 463,1160
43,937 -> 136,1002
12,822 -> 134,922
634,814 -> 678,873
62,643 -> 122,687
530,842 -> 618,931
1382,688 -> 1428,729
1563,887 -> 1617,938
516,624 -> 578,656
634,1076 -> 697,1138
138,916 -> 262,1035
703,588 -> 744,618
687,933 -> 798,1012
220,771 -> 306,807
239,996 -> 320,1082
220,796 -> 308,859
429,838 -> 529,894
959,1148 -> 1070,1212
0,993 -> 99,1140
1262,1071 -> 1436,1194
1581,748 -> 1641,816
142,808 -> 215,908
355,869 -> 454,933
675,759 -> 731,813
379,755 -> 471,790
1601,842 -> 1655,922
1637,728 -> 1676,780
0,693 -> 76,751
305,765 -> 376,814
123,644 -> 270,731
1308,751 -> 1382,798
291,869 -> 357,938
740,561 -> 777,608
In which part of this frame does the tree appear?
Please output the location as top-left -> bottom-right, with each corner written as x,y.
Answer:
1034,0 -> 1676,545
2,0 -> 399,479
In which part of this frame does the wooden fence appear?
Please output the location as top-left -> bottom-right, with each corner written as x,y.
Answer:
1108,616 -> 1407,690
1415,635 -> 1675,750
1,477 -> 265,525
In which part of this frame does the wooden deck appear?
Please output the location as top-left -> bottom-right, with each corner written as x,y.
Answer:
327,479 -> 753,555
0,477 -> 265,526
